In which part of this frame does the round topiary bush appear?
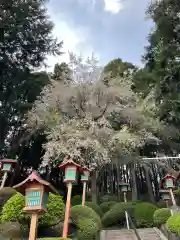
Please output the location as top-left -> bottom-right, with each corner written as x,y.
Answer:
101,202 -> 135,228
1,192 -> 65,227
70,205 -> 101,240
167,213 -> 180,234
71,195 -> 82,206
153,208 -> 171,226
85,202 -> 103,217
134,202 -> 158,228
100,201 -> 117,213
100,195 -> 117,203
0,192 -> 25,222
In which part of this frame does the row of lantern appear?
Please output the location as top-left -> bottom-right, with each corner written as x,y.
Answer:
0,158 -> 178,239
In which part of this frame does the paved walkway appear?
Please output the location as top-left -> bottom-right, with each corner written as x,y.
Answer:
100,228 -> 168,240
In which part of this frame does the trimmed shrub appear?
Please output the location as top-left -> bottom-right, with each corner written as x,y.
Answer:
71,195 -> 82,206
153,208 -> 171,226
100,201 -> 117,213
70,205 -> 101,240
167,213 -> 180,234
100,194 -> 117,203
39,193 -> 65,226
85,202 -> 103,217
134,202 -> 158,228
1,192 -> 65,227
101,202 -> 136,227
0,192 -> 25,222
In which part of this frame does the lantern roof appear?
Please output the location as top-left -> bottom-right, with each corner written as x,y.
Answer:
119,182 -> 130,186
160,174 -> 175,187
59,157 -> 82,170
159,189 -> 170,194
13,170 -> 58,195
1,158 -> 17,164
82,166 -> 91,172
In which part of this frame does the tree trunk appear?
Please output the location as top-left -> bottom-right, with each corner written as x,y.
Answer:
91,170 -> 97,203
131,163 -> 138,201
144,166 -> 155,203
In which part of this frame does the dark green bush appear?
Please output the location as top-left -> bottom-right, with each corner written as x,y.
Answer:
85,202 -> 103,217
134,202 -> 158,228
0,192 -> 65,227
100,194 -> 117,203
100,201 -> 117,213
167,213 -> 180,235
71,195 -> 82,206
70,205 -> 101,240
101,202 -> 135,227
153,208 -> 171,226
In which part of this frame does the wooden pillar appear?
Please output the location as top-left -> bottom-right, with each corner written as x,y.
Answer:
82,182 -> 87,206
62,182 -> 72,238
170,188 -> 176,206
29,213 -> 38,240
1,172 -> 8,188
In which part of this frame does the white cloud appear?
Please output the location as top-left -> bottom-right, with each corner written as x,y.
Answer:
43,5 -> 94,71
103,0 -> 124,14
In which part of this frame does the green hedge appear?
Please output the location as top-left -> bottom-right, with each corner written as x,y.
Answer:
101,202 -> 136,228
100,201 -> 117,213
71,194 -> 92,206
85,202 -> 103,217
100,195 -> 117,203
153,208 -> 171,226
167,213 -> 180,235
0,192 -> 65,227
134,202 -> 158,228
70,205 -> 101,240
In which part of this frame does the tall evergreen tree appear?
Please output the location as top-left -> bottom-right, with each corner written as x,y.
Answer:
0,0 -> 62,156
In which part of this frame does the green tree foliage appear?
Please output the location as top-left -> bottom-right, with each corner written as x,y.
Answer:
0,0 -> 62,156
52,62 -> 72,84
137,0 -> 180,129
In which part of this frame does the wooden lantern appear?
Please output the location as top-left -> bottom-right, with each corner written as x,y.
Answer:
1,159 -> 17,172
81,166 -> 90,182
119,182 -> 130,192
159,189 -> 170,201
59,158 -> 82,183
13,170 -> 57,214
160,174 -> 175,189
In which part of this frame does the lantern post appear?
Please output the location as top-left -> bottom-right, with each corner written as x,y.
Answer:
159,189 -> 171,208
59,158 -> 82,238
119,182 -> 131,230
81,166 -> 90,206
0,159 -> 17,188
160,174 -> 176,206
13,170 -> 57,240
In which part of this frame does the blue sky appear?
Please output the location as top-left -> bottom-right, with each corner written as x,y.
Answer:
45,0 -> 153,70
